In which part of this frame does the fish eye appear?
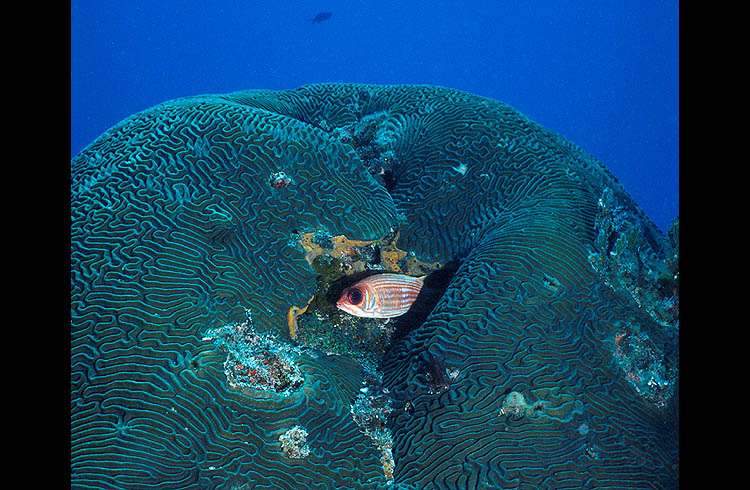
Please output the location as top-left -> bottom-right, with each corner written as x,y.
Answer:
347,288 -> 363,305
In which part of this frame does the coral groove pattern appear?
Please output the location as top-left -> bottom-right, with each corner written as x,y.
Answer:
71,84 -> 678,488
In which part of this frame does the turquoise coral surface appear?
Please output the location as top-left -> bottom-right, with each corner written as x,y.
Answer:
71,83 -> 678,488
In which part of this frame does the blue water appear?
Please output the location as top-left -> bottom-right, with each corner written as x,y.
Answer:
71,0 -> 678,231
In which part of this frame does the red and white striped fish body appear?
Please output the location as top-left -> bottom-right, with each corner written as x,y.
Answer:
336,273 -> 424,318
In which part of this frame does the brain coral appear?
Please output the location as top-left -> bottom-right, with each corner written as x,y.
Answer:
71,84 -> 678,488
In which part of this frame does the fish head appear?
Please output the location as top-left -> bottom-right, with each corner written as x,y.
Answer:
336,285 -> 376,317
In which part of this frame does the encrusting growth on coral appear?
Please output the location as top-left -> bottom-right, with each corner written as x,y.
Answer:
269,171 -> 293,189
278,426 -> 310,459
609,320 -> 674,407
350,371 -> 395,482
588,188 -> 678,406
298,231 -> 375,267
287,296 -> 314,340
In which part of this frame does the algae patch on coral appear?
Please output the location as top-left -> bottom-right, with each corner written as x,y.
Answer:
203,310 -> 304,397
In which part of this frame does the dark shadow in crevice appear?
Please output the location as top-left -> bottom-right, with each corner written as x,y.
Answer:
382,169 -> 397,194
386,259 -> 462,347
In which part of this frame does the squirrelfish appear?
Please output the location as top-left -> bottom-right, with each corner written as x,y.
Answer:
336,273 -> 424,318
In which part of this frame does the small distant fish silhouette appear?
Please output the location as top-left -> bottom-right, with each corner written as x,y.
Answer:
311,11 -> 333,23
336,273 -> 424,318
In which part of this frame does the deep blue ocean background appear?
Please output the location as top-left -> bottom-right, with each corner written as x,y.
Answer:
71,0 -> 678,231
